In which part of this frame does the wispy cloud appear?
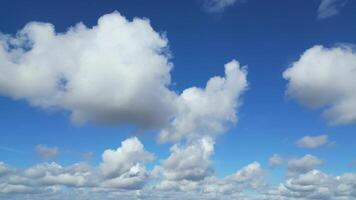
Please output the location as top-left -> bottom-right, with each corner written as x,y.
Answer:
317,0 -> 348,19
0,146 -> 23,154
202,0 -> 245,13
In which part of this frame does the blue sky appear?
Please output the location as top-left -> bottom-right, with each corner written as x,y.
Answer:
0,0 -> 356,199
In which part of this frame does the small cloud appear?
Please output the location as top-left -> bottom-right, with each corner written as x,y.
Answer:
81,152 -> 94,161
287,154 -> 323,176
317,0 -> 348,19
269,154 -> 283,168
296,135 -> 332,149
35,145 -> 59,159
203,0 -> 244,13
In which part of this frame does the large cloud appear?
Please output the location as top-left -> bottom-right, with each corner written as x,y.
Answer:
283,45 -> 356,125
0,11 -> 176,129
0,12 -> 248,142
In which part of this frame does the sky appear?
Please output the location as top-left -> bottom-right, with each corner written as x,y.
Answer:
0,0 -> 356,199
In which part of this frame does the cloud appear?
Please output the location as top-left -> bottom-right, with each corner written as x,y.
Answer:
98,137 -> 153,190
203,162 -> 265,195
269,154 -> 283,167
0,137 -> 154,198
296,135 -> 331,149
317,0 -> 348,19
35,144 -> 59,159
153,137 -> 214,184
283,45 -> 356,125
0,162 -> 11,176
202,0 -> 243,13
81,152 -> 93,161
1,155 -> 356,200
287,154 -> 323,176
0,11 -> 176,129
159,60 -> 248,142
0,12 -> 248,142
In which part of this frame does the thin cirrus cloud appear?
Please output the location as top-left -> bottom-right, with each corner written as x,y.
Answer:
0,11 -> 248,143
317,0 -> 348,19
283,45 -> 356,125
202,0 -> 244,13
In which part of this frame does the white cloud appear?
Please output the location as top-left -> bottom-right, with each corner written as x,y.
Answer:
35,144 -> 59,159
203,0 -> 243,13
269,154 -> 283,167
204,162 -> 265,195
283,45 -> 356,125
0,12 -> 248,143
99,137 -> 153,189
317,0 -> 348,19
287,155 -> 323,176
296,135 -> 330,149
0,11 -> 176,129
153,137 -> 214,183
159,60 -> 248,142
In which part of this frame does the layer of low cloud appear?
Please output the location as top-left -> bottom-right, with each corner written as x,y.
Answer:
283,45 -> 356,125
0,12 -> 248,143
1,150 -> 356,200
318,0 -> 348,19
296,135 -> 331,149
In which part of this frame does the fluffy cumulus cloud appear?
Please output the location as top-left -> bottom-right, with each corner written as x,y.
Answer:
35,144 -> 59,159
296,135 -> 331,149
0,137 -> 154,199
287,154 -> 323,176
283,45 -> 356,125
0,11 -> 176,129
317,0 -> 348,19
0,12 -> 248,143
202,0 -> 243,13
99,137 -> 153,189
152,137 -> 214,189
159,60 -> 248,142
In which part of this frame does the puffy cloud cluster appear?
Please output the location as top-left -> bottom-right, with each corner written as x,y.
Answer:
287,155 -> 323,177
1,152 -> 356,200
0,12 -> 248,142
159,60 -> 247,142
0,11 -> 176,129
266,170 -> 356,200
283,45 -> 356,125
296,135 -> 331,149
0,137 -> 153,198
317,0 -> 348,19
99,137 -> 153,190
